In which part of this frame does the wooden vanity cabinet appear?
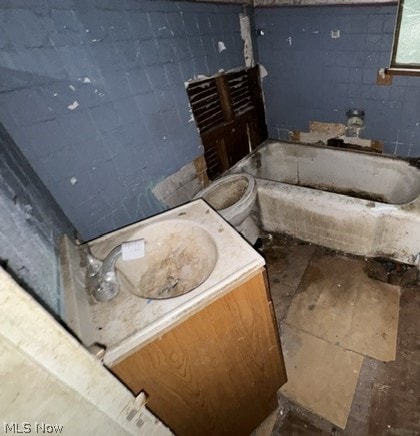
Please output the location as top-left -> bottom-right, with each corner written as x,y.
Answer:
111,269 -> 287,435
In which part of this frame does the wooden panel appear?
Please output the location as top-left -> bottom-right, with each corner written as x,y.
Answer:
186,66 -> 268,181
188,78 -> 224,134
227,70 -> 254,116
215,75 -> 235,122
223,126 -> 250,167
193,155 -> 209,187
111,272 -> 287,436
247,66 -> 268,145
203,137 -> 228,180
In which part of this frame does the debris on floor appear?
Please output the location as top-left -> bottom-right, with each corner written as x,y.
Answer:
286,255 -> 400,362
258,232 -> 420,436
280,324 -> 363,429
367,258 -> 420,287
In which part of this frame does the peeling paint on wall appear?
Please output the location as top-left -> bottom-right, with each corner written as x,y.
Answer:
255,5 -> 420,157
0,0 -> 246,241
218,41 -> 227,53
259,64 -> 268,79
330,30 -> 340,39
240,13 -> 255,68
67,101 -> 79,110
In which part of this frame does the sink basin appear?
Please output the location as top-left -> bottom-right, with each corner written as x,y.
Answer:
115,220 -> 218,299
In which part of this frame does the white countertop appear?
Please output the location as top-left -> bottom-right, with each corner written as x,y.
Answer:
84,199 -> 265,366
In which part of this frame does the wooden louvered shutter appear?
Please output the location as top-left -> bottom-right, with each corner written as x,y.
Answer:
186,66 -> 267,181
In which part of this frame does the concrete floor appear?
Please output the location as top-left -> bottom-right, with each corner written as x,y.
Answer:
257,233 -> 420,436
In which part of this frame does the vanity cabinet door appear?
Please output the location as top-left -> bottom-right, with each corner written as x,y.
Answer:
111,270 -> 287,436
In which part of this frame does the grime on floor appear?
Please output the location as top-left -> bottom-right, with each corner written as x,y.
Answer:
255,232 -> 420,436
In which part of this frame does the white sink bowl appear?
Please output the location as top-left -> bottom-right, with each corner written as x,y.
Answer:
115,220 -> 218,299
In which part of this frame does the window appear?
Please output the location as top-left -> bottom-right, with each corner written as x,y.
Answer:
390,0 -> 420,74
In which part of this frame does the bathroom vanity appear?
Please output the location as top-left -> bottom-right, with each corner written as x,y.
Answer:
111,269 -> 286,435
61,199 -> 287,435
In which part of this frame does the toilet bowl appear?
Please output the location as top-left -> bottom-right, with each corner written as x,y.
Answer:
194,173 -> 260,244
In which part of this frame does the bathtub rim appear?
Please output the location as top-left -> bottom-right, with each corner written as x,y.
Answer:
241,138 -> 420,167
227,138 -> 420,206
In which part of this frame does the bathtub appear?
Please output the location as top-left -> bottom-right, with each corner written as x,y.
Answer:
230,140 -> 420,266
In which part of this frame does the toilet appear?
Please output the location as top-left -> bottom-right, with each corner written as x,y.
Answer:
194,173 -> 260,244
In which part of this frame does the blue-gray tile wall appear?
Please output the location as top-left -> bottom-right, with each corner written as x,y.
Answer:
254,5 -> 420,157
0,0 -> 245,241
0,123 -> 75,316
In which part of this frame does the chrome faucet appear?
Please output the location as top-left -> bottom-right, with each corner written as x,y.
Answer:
85,245 -> 123,302
84,239 -> 145,302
